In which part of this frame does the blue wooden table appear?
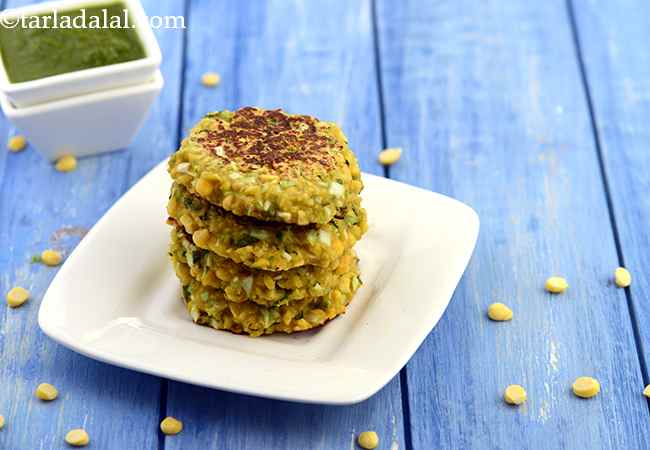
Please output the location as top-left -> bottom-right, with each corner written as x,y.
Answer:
2,0 -> 650,448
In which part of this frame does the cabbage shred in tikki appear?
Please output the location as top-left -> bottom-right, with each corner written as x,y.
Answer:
166,107 -> 367,336
168,107 -> 362,225
167,183 -> 367,271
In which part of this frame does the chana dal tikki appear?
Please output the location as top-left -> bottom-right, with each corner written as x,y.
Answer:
167,107 -> 367,336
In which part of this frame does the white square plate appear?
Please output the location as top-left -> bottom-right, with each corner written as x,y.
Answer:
38,160 -> 479,405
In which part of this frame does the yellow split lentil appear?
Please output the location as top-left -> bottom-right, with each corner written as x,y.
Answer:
378,147 -> 402,166
35,383 -> 58,401
41,249 -> 63,266
65,428 -> 89,447
572,376 -> 600,398
7,135 -> 26,152
160,416 -> 183,435
6,286 -> 29,308
201,72 -> 221,87
545,276 -> 568,294
643,385 -> 650,398
487,302 -> 513,321
614,267 -> 631,288
504,384 -> 527,405
0,414 -> 4,429
357,431 -> 379,449
55,154 -> 77,172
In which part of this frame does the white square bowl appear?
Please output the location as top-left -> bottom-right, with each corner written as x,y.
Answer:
0,0 -> 162,107
0,70 -> 163,160
38,161 -> 479,405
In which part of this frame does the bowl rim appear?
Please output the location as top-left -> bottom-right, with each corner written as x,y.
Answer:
0,0 -> 162,94
0,70 -> 163,118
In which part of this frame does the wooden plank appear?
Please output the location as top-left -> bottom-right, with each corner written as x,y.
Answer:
164,1 -> 404,449
375,0 -> 650,448
0,0 -> 186,448
570,0 -> 650,394
178,0 -> 384,176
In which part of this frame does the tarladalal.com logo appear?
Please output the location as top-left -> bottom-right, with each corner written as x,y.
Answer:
0,7 -> 186,29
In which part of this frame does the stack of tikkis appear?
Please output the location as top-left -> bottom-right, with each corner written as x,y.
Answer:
166,107 -> 367,336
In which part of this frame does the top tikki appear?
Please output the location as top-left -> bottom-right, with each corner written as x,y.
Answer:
168,107 -> 363,225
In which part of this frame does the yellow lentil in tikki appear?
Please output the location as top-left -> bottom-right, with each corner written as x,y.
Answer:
167,107 -> 367,336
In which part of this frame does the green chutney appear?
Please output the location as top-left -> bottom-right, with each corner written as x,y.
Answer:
0,2 -> 146,83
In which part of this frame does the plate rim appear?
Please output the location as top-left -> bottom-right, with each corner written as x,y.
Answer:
38,160 -> 480,405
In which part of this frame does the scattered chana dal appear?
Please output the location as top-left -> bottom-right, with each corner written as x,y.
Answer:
504,384 -> 527,405
6,286 -> 29,308
65,428 -> 89,447
0,414 -> 4,430
572,376 -> 600,398
55,154 -> 77,172
378,147 -> 402,166
487,302 -> 513,321
7,135 -> 26,152
41,249 -> 63,266
643,385 -> 650,398
160,416 -> 183,435
357,431 -> 379,449
545,276 -> 568,294
614,267 -> 631,288
35,383 -> 58,401
201,72 -> 221,87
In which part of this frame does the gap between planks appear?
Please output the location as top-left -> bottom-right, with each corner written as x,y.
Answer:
565,0 -> 650,412
159,2 -> 191,449
371,0 -> 414,449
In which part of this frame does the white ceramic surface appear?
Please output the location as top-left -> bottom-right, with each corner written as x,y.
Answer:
0,70 -> 163,161
38,161 -> 480,405
0,0 -> 162,107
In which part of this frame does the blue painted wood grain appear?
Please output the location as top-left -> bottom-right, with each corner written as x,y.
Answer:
0,0 -> 186,448
163,1 -> 404,449
179,0 -> 384,176
2,0 -> 649,449
569,0 -> 650,390
375,0 -> 650,448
